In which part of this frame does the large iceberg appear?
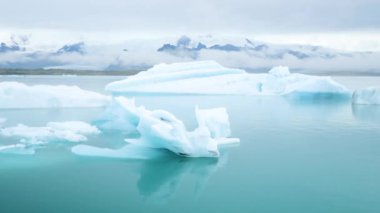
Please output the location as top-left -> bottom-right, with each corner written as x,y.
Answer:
72,97 -> 239,158
105,61 -> 350,96
352,87 -> 380,105
0,82 -> 110,109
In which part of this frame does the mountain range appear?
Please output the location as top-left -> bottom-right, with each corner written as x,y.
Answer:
0,35 -> 378,74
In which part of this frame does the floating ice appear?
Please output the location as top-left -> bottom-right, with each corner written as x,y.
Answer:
0,121 -> 100,145
47,121 -> 100,135
352,87 -> 380,105
95,97 -> 142,132
72,144 -> 166,159
72,97 -> 239,158
0,82 -> 110,109
105,60 -> 350,96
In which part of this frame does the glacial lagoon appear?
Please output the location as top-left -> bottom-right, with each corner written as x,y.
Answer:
0,75 -> 380,213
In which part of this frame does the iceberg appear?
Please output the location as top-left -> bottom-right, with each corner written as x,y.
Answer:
0,82 -> 110,109
95,97 -> 142,132
105,60 -> 350,96
0,121 -> 100,145
352,87 -> 380,105
72,97 -> 239,158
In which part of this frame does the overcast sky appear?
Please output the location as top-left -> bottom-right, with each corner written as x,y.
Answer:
1,0 -> 380,50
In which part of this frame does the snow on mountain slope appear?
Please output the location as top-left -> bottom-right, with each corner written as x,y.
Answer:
0,35 -> 378,73
156,35 -> 351,60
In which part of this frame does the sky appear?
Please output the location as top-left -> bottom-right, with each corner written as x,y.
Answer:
0,0 -> 380,51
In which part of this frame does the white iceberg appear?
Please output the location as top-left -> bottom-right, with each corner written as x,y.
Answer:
0,82 -> 110,109
352,87 -> 380,105
72,97 -> 239,158
47,121 -> 100,135
105,60 -> 350,96
1,121 -> 100,145
195,106 -> 231,139
95,97 -> 141,132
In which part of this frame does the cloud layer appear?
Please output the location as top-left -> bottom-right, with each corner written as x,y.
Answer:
1,0 -> 379,34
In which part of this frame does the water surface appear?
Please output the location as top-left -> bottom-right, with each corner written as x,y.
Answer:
0,76 -> 379,213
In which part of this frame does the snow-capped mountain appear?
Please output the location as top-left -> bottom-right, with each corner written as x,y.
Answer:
157,35 -> 356,60
0,42 -> 24,53
0,35 -> 378,74
56,42 -> 86,55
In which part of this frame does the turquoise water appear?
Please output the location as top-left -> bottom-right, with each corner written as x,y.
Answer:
1,76 -> 380,213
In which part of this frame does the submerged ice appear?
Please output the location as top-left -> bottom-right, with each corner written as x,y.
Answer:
105,60 -> 350,96
72,97 -> 239,158
0,82 -> 110,109
352,87 -> 380,105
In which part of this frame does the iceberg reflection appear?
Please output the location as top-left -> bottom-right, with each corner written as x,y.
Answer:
352,104 -> 380,123
136,154 -> 225,202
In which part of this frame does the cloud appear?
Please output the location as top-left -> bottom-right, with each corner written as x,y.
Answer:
1,42 -> 379,74
0,0 -> 379,34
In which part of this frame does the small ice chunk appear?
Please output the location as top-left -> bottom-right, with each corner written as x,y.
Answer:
0,82 -> 110,109
47,121 -> 100,135
0,121 -> 100,144
352,87 -> 380,105
216,138 -> 241,146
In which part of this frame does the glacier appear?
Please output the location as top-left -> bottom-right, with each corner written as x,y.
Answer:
352,87 -> 380,105
105,61 -> 350,96
72,97 -> 239,158
0,82 -> 110,109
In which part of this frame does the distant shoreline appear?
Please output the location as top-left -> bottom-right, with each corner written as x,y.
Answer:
0,69 -> 140,76
1,68 -> 380,76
